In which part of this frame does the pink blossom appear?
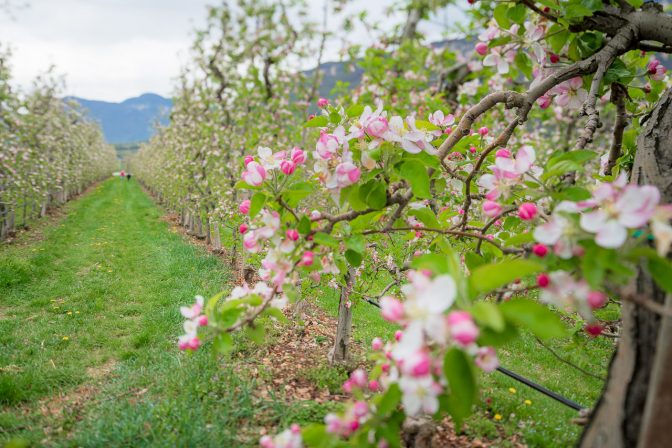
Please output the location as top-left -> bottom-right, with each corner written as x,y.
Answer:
317,97 -> 329,108
197,315 -> 208,326
239,224 -> 248,234
475,42 -> 489,56
585,323 -> 603,337
482,200 -> 502,218
239,199 -> 251,214
243,231 -> 261,253
518,202 -> 538,221
478,126 -> 488,136
648,58 -> 667,81
368,380 -> 380,391
475,346 -> 499,372
335,162 -> 361,187
447,311 -> 479,346
381,296 -> 405,322
180,295 -> 204,319
403,350 -> 432,377
428,110 -> 455,127
242,161 -> 266,186
554,77 -> 587,109
244,155 -> 254,166
580,178 -> 660,248
316,127 -> 346,159
350,369 -> 367,388
483,48 -> 510,74
280,159 -> 296,175
495,148 -> 511,158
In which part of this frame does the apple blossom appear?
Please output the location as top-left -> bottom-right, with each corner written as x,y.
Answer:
447,311 -> 479,346
280,159 -> 296,175
239,199 -> 251,214
242,161 -> 267,186
290,147 -> 306,165
482,200 -> 503,218
475,42 -> 488,56
518,202 -> 538,221
317,97 -> 329,108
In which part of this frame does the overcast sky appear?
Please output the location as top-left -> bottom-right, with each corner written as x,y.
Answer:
0,0 -> 465,102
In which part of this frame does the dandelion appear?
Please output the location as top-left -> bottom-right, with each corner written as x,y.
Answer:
67,311 -> 72,315
524,399 -> 532,405
62,336 -> 69,341
494,414 -> 502,421
509,387 -> 517,394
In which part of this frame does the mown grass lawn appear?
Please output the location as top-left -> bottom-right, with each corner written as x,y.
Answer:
1,178 -> 615,447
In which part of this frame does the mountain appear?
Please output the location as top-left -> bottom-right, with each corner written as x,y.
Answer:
68,93 -> 172,144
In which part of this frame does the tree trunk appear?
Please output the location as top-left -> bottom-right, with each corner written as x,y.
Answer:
580,88 -> 672,448
328,268 -> 355,365
212,222 -> 222,252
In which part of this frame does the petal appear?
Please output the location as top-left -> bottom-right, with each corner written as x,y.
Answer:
595,220 -> 627,248
580,210 -> 607,233
534,220 -> 563,244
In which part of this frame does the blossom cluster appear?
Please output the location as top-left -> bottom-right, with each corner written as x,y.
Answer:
178,295 -> 208,351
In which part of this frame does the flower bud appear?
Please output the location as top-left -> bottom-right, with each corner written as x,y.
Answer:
518,202 -> 538,221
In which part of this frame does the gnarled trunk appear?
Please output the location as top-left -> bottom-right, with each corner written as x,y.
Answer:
581,88 -> 672,448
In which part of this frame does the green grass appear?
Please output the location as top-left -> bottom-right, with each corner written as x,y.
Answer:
0,179 -> 299,447
0,178 -> 615,447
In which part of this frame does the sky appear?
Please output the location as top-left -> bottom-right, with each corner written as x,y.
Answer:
0,0 -> 465,102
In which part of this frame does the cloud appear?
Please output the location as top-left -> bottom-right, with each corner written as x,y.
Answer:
0,0 -> 465,102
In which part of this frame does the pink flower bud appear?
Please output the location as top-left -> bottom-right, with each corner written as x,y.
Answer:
353,401 -> 368,418
335,162 -> 361,187
286,229 -> 299,241
243,155 -> 254,166
447,311 -> 479,346
585,323 -> 603,337
532,243 -> 548,257
317,97 -> 329,108
290,147 -> 306,165
239,199 -> 251,214
188,337 -> 201,350
239,224 -> 248,234
478,126 -> 488,136
587,291 -> 608,309
342,380 -> 353,393
368,380 -> 380,391
280,159 -> 296,175
475,42 -> 489,56
495,148 -> 511,158
350,369 -> 367,388
394,330 -> 403,342
518,202 -> 538,221
197,315 -> 208,326
537,95 -> 552,109
407,351 -> 432,377
549,53 -> 559,63
483,200 -> 502,218
537,273 -> 550,288
371,337 -> 384,351
291,424 -> 301,434
469,146 -> 477,154
300,251 -> 314,266
367,116 -> 389,138
380,296 -> 404,322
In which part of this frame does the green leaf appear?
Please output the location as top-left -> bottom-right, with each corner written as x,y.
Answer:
471,301 -> 505,332
264,306 -> 288,323
551,186 -> 592,202
345,249 -> 362,267
443,348 -> 477,429
515,52 -> 533,79
376,383 -> 401,416
345,234 -> 366,254
548,149 -> 596,166
493,4 -> 510,29
400,160 -> 431,199
249,193 -> 266,219
298,215 -> 311,235
413,119 -> 439,132
313,232 -> 339,249
500,299 -> 566,339
301,424 -> 329,446
649,257 -> 672,294
410,253 -> 450,275
350,211 -> 383,231
408,207 -> 440,229
304,115 -> 328,127
506,4 -> 526,24
470,259 -> 543,294
346,104 -> 364,118
245,323 -> 265,344
547,24 -> 569,54
213,332 -> 233,354
358,180 -> 387,210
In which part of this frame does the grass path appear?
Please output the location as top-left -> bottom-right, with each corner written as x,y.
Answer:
0,179 -> 273,446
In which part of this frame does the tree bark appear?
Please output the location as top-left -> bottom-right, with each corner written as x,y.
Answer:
328,268 -> 355,365
580,88 -> 672,448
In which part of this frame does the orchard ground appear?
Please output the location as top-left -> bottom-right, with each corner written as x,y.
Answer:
0,178 -> 615,447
